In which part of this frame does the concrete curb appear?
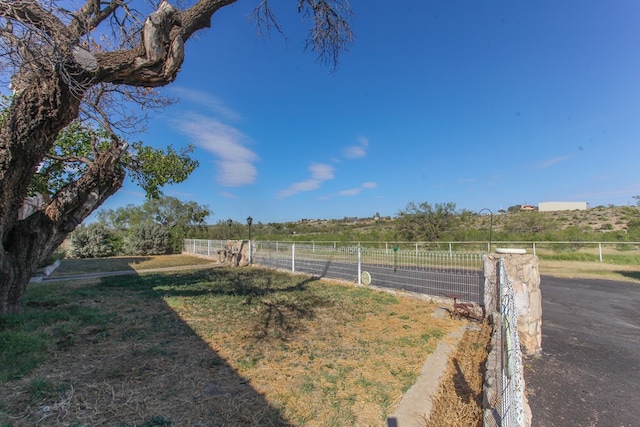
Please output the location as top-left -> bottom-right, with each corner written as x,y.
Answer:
386,321 -> 468,427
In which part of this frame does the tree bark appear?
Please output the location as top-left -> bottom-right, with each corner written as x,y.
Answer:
0,0 -> 239,314
0,0 -> 349,314
0,140 -> 126,314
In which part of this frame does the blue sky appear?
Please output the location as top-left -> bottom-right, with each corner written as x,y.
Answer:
98,0 -> 640,224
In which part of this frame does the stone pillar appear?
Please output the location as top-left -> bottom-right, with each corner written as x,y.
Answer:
223,240 -> 253,267
483,251 -> 542,355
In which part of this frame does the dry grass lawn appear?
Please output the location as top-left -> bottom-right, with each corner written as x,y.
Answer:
426,321 -> 492,427
1,258 -> 473,426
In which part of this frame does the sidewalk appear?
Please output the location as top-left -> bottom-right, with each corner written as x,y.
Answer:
31,262 -> 220,283
387,320 -> 468,426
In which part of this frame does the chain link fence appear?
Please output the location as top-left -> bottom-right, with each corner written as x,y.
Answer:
485,258 -> 527,427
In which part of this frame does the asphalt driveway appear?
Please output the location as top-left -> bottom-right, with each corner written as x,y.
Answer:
524,276 -> 640,426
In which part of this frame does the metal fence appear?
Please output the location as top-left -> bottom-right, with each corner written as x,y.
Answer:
184,239 -> 531,424
184,238 -> 640,263
182,239 -> 485,303
496,257 -> 527,427
252,241 -> 485,303
183,239 -> 227,258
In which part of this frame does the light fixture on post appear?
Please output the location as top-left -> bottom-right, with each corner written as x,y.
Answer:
227,218 -> 233,240
246,216 -> 253,240
246,216 -> 253,264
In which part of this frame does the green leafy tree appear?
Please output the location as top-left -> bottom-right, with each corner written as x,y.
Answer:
31,123 -> 198,201
100,196 -> 210,253
396,202 -> 459,241
97,205 -> 146,231
0,0 -> 353,314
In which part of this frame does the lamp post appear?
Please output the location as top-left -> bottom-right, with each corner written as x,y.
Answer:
478,208 -> 493,252
227,218 -> 233,239
246,216 -> 253,264
246,216 -> 253,240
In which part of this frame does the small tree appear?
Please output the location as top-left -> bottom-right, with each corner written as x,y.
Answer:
99,196 -> 210,253
503,212 -> 556,237
396,201 -> 458,241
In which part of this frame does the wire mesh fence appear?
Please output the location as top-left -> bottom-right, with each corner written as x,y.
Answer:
184,239 -> 534,424
252,241 -> 485,303
497,257 -> 527,427
183,240 -> 485,302
184,239 -> 226,258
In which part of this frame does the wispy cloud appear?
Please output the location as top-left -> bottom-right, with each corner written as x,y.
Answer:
535,155 -> 572,169
219,191 -> 239,199
169,87 -> 242,122
277,136 -> 371,199
337,181 -> 378,196
168,190 -> 197,198
343,136 -> 369,159
176,113 -> 258,187
277,163 -> 335,199
121,189 -> 146,199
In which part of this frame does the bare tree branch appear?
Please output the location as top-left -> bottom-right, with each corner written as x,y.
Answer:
249,0 -> 286,40
299,0 -> 354,71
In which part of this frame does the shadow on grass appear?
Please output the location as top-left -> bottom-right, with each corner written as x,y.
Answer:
615,270 -> 640,281
1,267 -> 302,426
452,358 -> 475,404
52,256 -> 152,276
124,268 -> 326,342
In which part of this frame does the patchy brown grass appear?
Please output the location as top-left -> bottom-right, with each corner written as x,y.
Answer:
539,259 -> 640,283
425,321 -> 492,427
1,261 -> 456,426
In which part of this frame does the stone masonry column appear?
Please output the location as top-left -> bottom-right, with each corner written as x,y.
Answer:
484,250 -> 542,355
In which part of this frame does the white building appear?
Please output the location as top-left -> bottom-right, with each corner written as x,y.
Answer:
538,201 -> 588,212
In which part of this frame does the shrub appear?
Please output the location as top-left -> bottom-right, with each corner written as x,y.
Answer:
123,223 -> 171,255
70,223 -> 117,258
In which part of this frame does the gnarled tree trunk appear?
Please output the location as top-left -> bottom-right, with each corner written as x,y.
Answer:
0,1 -> 194,313
0,135 -> 126,314
0,0 -> 350,314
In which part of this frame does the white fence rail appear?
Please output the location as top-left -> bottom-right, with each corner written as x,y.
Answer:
184,239 -> 534,425
253,241 -> 485,303
183,239 -> 485,303
184,239 -> 226,258
186,239 -> 640,262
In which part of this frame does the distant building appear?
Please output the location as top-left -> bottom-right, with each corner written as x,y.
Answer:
520,205 -> 537,211
539,201 -> 588,212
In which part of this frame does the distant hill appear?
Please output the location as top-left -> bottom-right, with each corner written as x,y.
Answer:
255,205 -> 640,241
474,205 -> 638,233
